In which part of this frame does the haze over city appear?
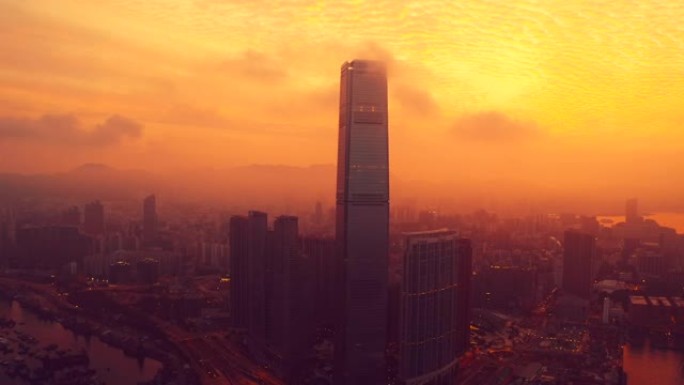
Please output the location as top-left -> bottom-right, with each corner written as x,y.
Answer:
2,0 -> 684,214
1,2 -> 684,385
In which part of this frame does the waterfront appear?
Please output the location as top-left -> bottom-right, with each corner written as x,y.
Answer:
624,343 -> 684,385
597,212 -> 684,234
0,298 -> 161,385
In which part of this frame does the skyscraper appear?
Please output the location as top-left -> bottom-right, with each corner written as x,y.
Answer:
626,198 -> 639,223
562,230 -> 596,298
335,60 -> 389,385
229,215 -> 249,330
399,230 -> 472,385
269,216 -> 299,355
270,216 -> 314,380
83,201 -> 105,236
142,194 -> 157,247
247,210 -> 268,356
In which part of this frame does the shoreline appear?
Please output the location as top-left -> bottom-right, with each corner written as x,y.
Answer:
0,277 -> 193,385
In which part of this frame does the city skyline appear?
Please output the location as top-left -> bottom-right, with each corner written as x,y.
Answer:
1,1 -> 683,212
0,3 -> 683,385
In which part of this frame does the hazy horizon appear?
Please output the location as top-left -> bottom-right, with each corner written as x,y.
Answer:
1,161 -> 683,217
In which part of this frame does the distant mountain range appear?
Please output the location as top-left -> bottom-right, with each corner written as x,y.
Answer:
0,163 -> 336,209
0,163 -> 159,202
3,163 -> 675,215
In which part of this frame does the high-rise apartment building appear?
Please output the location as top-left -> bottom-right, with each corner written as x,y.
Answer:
335,59 -> 390,385
247,210 -> 269,356
229,215 -> 249,330
562,230 -> 596,298
233,212 -> 314,380
399,230 -> 472,385
269,216 -> 314,380
300,236 -> 337,327
269,216 -> 299,355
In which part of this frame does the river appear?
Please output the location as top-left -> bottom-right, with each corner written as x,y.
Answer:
0,298 -> 162,385
623,343 -> 684,385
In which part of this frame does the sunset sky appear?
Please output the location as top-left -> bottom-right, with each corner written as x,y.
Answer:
1,0 -> 683,209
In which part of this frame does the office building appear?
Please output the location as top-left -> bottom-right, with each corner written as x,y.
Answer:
399,230 -> 472,385
335,59 -> 390,385
562,230 -> 596,298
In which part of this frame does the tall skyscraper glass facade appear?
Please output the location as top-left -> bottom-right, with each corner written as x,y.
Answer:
399,230 -> 472,385
335,60 -> 389,385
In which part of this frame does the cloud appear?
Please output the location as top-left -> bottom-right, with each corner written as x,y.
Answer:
393,84 -> 440,116
218,50 -> 288,82
451,111 -> 540,142
0,114 -> 143,146
161,104 -> 230,128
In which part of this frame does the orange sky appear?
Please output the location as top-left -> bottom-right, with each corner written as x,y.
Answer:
1,0 -> 683,208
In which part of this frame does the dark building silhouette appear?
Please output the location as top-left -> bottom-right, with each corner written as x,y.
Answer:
247,211 -> 269,356
335,59 -> 390,385
137,258 -> 160,284
399,230 -> 472,385
454,238 -> 472,356
16,226 -> 92,269
229,215 -> 249,330
636,248 -> 670,278
0,209 -> 16,267
622,238 -> 641,264
83,201 -> 105,236
562,230 -> 596,298
476,265 -> 538,310
301,236 -> 337,327
268,216 -> 297,356
579,215 -> 599,236
109,261 -> 133,284
626,198 -> 640,224
269,216 -> 314,380
143,194 -> 157,247
231,212 -> 314,379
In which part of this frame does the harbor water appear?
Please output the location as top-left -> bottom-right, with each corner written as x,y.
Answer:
0,298 -> 162,385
